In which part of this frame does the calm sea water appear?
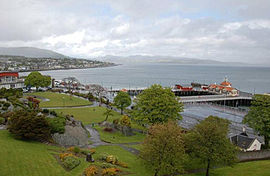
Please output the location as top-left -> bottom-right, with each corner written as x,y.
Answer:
21,63 -> 270,94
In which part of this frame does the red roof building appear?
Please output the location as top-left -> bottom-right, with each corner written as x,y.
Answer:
208,78 -> 238,96
0,72 -> 24,89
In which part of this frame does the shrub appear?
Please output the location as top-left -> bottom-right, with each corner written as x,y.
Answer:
105,155 -> 118,165
3,102 -> 10,108
49,111 -> 57,116
62,156 -> 80,170
84,165 -> 99,176
0,117 -> 5,124
113,119 -> 119,125
116,161 -> 128,168
47,116 -> 66,134
120,115 -> 131,127
59,153 -> 74,161
73,146 -> 80,154
81,148 -> 96,155
101,168 -> 121,176
101,163 -> 113,169
42,109 -> 49,114
8,110 -> 51,141
103,127 -> 113,133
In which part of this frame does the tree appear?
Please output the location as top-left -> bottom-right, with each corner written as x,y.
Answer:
114,91 -> 131,114
132,84 -> 183,125
140,120 -> 186,176
8,110 -> 51,141
88,84 -> 106,106
24,71 -> 51,91
103,108 -> 114,121
185,116 -> 237,176
243,94 -> 270,148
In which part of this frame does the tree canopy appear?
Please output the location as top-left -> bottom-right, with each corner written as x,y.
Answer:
114,91 -> 131,114
140,120 -> 186,176
185,116 -> 237,176
8,110 -> 51,141
132,84 -> 183,125
24,71 -> 51,91
243,94 -> 270,148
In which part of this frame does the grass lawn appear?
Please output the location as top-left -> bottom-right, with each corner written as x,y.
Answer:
95,126 -> 145,144
186,160 -> 270,176
54,107 -> 121,125
26,92 -> 92,108
54,107 -> 146,131
0,130 -> 89,176
125,144 -> 142,151
94,145 -> 153,176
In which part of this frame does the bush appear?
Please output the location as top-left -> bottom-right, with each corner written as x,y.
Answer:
81,148 -> 96,155
62,156 -> 80,170
105,155 -> 118,165
84,165 -> 99,176
120,115 -> 131,127
49,111 -> 57,116
47,117 -> 66,134
116,161 -> 128,168
42,109 -> 49,114
8,110 -> 51,141
113,119 -> 119,125
3,102 -> 10,108
59,153 -> 74,161
101,168 -> 121,176
0,117 -> 5,124
103,127 -> 113,133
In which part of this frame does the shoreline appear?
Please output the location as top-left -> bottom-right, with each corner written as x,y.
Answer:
18,63 -> 121,73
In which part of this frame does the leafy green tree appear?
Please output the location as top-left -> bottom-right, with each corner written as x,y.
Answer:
185,116 -> 237,176
24,71 -> 51,91
132,84 -> 183,125
114,91 -> 131,114
243,94 -> 270,148
103,108 -> 114,121
8,110 -> 51,141
140,120 -> 186,176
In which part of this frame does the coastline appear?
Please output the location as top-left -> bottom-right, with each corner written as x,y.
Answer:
18,63 -> 121,73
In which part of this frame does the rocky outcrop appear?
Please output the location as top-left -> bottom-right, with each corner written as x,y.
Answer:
52,118 -> 90,147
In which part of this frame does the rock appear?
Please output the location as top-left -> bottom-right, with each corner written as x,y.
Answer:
52,120 -> 90,147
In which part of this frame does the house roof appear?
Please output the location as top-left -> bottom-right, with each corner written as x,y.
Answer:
231,134 -> 257,149
221,81 -> 232,86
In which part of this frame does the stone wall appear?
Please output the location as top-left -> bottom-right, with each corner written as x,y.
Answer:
238,150 -> 270,162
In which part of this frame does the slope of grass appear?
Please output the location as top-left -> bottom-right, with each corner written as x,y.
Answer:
95,126 -> 145,144
54,107 -> 121,125
26,92 -> 92,108
0,130 -> 89,176
94,145 -> 152,176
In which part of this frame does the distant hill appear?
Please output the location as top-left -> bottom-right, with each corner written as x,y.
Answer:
97,55 -> 245,66
0,47 -> 67,58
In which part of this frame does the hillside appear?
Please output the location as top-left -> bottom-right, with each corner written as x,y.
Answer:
98,55 -> 245,65
0,47 -> 66,58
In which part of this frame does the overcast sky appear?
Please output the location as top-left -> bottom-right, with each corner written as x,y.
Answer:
1,0 -> 270,64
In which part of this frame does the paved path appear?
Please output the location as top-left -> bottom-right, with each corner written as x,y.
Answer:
0,125 -> 6,130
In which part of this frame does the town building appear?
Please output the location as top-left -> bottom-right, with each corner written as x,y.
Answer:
208,77 -> 239,96
0,72 -> 24,89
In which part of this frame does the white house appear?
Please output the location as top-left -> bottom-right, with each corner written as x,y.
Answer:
230,130 -> 262,151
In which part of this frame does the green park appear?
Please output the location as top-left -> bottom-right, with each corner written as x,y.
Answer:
1,72 -> 270,176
